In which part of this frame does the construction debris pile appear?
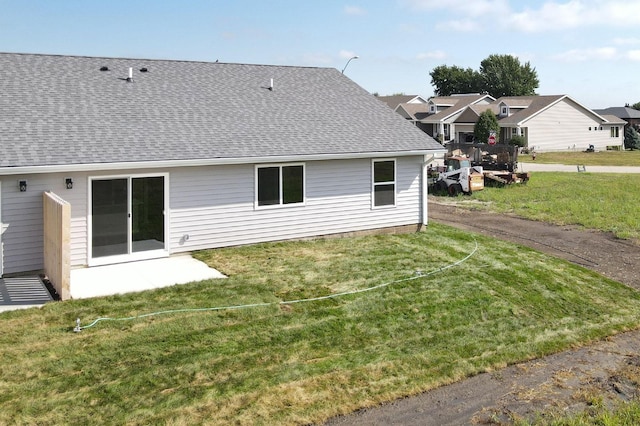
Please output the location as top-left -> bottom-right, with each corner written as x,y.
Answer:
429,143 -> 530,195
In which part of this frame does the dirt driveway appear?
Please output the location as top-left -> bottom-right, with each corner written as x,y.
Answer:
326,198 -> 640,425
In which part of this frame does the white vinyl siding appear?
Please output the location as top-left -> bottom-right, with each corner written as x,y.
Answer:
0,180 -> 2,276
524,99 -> 623,152
0,157 -> 424,273
0,173 -> 86,274
169,157 -> 421,253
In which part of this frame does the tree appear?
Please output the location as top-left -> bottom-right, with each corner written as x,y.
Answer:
625,126 -> 640,150
631,102 -> 640,111
429,65 -> 483,96
479,54 -> 539,98
429,54 -> 539,98
474,110 -> 500,144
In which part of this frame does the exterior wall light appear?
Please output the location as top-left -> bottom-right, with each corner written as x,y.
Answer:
19,180 -> 27,192
65,178 -> 73,189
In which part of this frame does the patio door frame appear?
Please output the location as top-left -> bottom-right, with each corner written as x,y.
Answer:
88,173 -> 169,266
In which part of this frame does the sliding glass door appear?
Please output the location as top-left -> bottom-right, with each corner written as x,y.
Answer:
91,175 -> 167,262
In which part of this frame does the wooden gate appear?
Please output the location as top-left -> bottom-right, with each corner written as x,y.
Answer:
43,191 -> 70,300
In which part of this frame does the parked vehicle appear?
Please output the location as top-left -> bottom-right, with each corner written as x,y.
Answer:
429,156 -> 485,196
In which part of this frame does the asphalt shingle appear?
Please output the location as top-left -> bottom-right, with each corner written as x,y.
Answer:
0,53 -> 442,168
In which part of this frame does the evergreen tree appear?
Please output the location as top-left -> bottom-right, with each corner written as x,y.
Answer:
625,126 -> 640,150
474,110 -> 500,144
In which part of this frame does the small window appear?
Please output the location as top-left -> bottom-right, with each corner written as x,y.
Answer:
372,159 -> 396,207
611,127 -> 619,138
256,164 -> 304,207
501,107 -> 508,115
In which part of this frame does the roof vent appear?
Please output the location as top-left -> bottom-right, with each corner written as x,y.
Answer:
139,67 -> 148,73
100,66 -> 109,72
126,67 -> 133,83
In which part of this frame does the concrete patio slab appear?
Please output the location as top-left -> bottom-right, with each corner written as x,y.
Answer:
70,255 -> 226,299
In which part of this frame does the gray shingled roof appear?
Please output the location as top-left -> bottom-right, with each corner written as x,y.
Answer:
420,94 -> 493,122
396,103 -> 430,120
0,53 -> 442,168
593,107 -> 640,120
376,94 -> 423,109
495,95 -> 565,125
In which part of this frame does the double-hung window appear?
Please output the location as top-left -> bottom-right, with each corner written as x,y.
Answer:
256,164 -> 305,207
611,126 -> 620,138
372,159 -> 396,208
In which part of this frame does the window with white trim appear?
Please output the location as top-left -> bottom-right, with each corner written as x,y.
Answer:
610,126 -> 620,138
372,159 -> 396,207
256,164 -> 304,207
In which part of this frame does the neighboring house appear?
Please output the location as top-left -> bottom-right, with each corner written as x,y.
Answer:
0,53 -> 444,278
394,103 -> 432,135
376,94 -> 428,110
454,95 -> 625,152
593,107 -> 640,131
388,94 -> 495,143
377,95 -> 432,134
420,94 -> 495,143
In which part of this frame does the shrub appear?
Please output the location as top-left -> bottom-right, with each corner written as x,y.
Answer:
508,135 -> 526,147
474,110 -> 500,144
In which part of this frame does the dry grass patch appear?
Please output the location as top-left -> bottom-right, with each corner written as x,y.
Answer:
1,226 -> 640,424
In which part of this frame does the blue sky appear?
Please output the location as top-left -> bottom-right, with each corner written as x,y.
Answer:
1,0 -> 639,108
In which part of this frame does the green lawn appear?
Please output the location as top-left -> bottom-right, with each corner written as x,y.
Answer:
461,172 -> 640,241
521,150 -> 640,166
2,225 -> 640,424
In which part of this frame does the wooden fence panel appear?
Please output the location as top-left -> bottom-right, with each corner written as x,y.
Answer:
43,192 -> 70,300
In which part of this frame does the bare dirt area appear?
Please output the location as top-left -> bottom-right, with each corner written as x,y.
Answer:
326,198 -> 640,425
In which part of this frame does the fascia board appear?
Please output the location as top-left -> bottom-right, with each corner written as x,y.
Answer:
0,150 -> 447,175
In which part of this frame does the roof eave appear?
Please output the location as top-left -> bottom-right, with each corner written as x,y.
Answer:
0,150 -> 447,175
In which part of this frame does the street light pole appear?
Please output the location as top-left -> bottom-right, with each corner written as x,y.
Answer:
341,55 -> 359,74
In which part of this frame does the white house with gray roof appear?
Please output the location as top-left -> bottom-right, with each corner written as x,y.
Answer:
454,95 -> 625,151
389,94 -> 495,143
594,106 -> 640,131
0,53 -> 444,281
